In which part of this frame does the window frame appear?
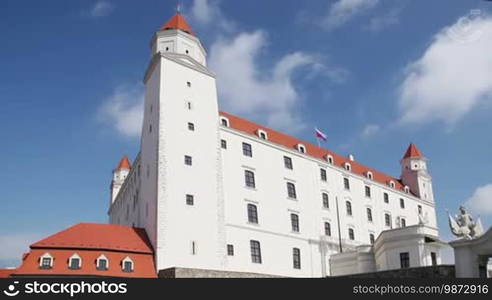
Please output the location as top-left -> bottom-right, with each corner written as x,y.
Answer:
320,168 -> 327,182
324,222 -> 331,236
400,252 -> 410,269
348,228 -> 355,240
96,254 -> 109,271
68,254 -> 82,270
286,182 -> 297,199
322,193 -> 329,209
242,142 -> 253,157
122,257 -> 134,273
284,156 -> 293,170
227,244 -> 234,256
247,203 -> 258,224
244,170 -> 256,188
293,248 -> 301,269
184,155 -> 192,166
291,213 -> 300,232
250,240 -> 262,264
346,201 -> 353,216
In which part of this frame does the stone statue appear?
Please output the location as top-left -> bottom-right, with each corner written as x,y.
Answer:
418,209 -> 429,225
448,205 -> 484,239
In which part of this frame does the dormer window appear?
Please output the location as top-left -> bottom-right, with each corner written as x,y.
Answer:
404,186 -> 410,194
39,253 -> 53,269
220,117 -> 229,127
325,155 -> 334,165
366,171 -> 373,180
389,181 -> 396,189
344,162 -> 351,171
96,254 -> 109,271
68,253 -> 81,270
296,144 -> 306,154
257,129 -> 268,140
122,257 -> 134,273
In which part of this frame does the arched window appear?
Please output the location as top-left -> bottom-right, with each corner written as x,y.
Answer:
68,253 -> 82,270
39,253 -> 53,269
96,254 -> 109,271
325,155 -> 334,164
344,162 -> 351,171
122,257 -> 134,273
220,117 -> 229,127
346,201 -> 352,216
296,144 -> 306,154
257,129 -> 268,140
404,186 -> 410,193
389,181 -> 396,188
366,171 -> 373,180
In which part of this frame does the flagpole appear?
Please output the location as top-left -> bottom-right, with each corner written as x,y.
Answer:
316,138 -> 320,148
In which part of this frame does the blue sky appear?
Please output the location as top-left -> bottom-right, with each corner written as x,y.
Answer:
1,0 -> 492,267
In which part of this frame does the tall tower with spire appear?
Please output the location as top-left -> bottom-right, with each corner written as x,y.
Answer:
400,143 -> 434,202
138,11 -> 226,271
110,156 -> 131,204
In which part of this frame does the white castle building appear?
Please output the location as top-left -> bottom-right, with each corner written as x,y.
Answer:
108,12 -> 445,277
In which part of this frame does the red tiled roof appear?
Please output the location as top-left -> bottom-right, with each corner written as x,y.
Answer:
31,223 -> 153,254
0,269 -> 15,278
116,156 -> 131,170
402,143 -> 424,159
220,111 -> 406,192
160,12 -> 195,36
14,249 -> 156,278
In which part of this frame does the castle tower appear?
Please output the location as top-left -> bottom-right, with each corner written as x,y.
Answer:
400,143 -> 434,202
110,156 -> 131,204
139,12 -> 226,271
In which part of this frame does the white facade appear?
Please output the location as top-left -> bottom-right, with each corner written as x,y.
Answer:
108,14 -> 441,278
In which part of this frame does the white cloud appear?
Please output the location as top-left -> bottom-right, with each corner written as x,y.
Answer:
0,233 -> 45,267
398,12 -> 492,125
98,84 -> 144,138
365,6 -> 401,32
189,0 -> 234,32
209,31 -> 331,132
322,0 -> 380,30
361,124 -> 380,138
466,183 -> 492,216
89,1 -> 114,18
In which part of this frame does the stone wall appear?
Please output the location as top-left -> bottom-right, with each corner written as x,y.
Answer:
334,265 -> 455,278
158,267 -> 282,278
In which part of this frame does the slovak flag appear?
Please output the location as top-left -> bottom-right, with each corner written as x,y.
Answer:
315,128 -> 327,142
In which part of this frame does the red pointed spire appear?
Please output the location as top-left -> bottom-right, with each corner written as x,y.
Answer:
402,143 -> 424,159
116,156 -> 131,170
160,12 -> 195,36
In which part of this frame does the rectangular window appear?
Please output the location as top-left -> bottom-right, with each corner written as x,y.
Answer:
346,201 -> 352,216
385,213 -> 392,227
250,240 -> 262,264
187,81 -> 191,87
320,168 -> 327,181
97,259 -> 108,270
418,205 -> 422,214
343,177 -> 350,190
69,258 -> 80,270
431,252 -> 437,266
348,228 -> 355,240
367,208 -> 373,222
293,248 -> 301,269
247,204 -> 258,224
186,194 -> 194,206
370,234 -> 375,245
324,222 -> 331,236
123,261 -> 133,272
227,244 -> 234,256
401,218 -> 406,227
188,122 -> 195,131
244,170 -> 256,188
400,198 -> 405,209
291,213 -> 300,232
365,186 -> 371,198
384,193 -> 389,203
322,193 -> 329,209
242,142 -> 252,157
284,156 -> 293,170
191,241 -> 197,255
184,155 -> 192,166
400,252 -> 410,269
221,118 -> 228,126
287,182 -> 297,199
221,139 -> 227,149
41,258 -> 51,269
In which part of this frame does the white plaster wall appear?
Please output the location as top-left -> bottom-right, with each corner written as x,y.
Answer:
219,127 -> 437,276
155,56 -> 225,271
